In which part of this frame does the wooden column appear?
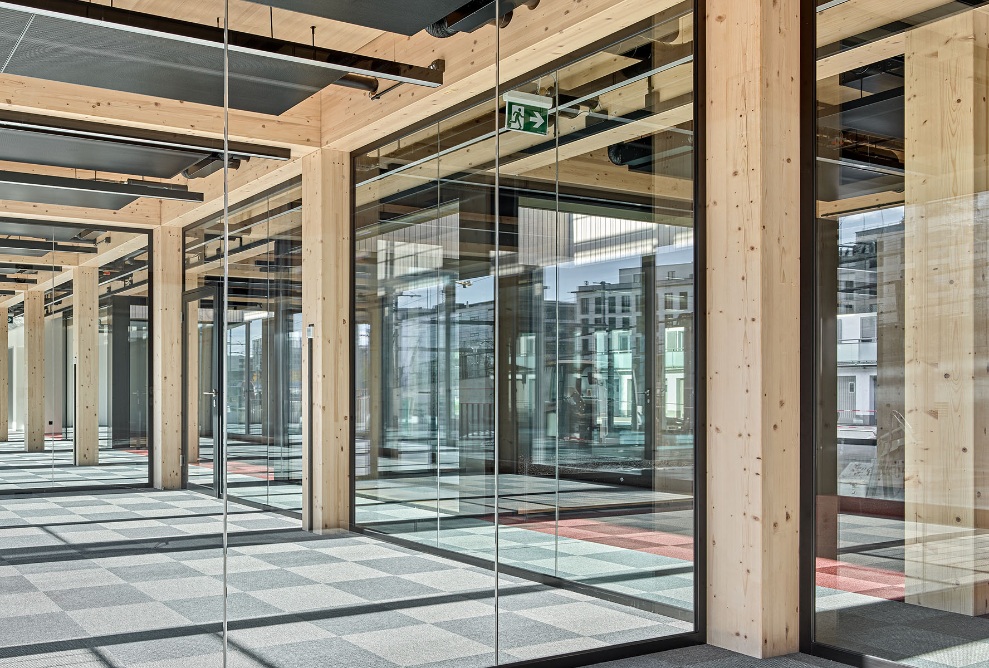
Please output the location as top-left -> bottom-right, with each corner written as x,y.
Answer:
302,148 -> 352,532
24,290 -> 45,453
73,266 -> 100,466
903,10 -> 989,616
153,226 -> 184,490
0,306 -> 8,443
706,0 -> 801,657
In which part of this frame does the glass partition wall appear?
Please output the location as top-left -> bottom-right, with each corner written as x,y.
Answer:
184,181 -> 304,512
354,3 -> 699,661
813,1 -> 989,666
0,224 -> 151,492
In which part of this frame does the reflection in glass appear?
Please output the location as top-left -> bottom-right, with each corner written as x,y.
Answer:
815,2 -> 989,666
355,6 -> 697,662
183,182 -> 304,511
0,226 -> 151,491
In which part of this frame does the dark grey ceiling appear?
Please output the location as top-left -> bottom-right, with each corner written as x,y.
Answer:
0,4 -> 355,115
245,0 -> 468,35
0,127 -> 208,180
0,221 -> 84,242
0,111 -> 291,179
0,171 -> 203,210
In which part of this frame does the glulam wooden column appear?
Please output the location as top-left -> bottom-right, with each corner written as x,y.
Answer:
152,226 -> 184,490
24,289 -> 45,453
301,148 -> 352,532
73,266 -> 100,466
903,10 -> 989,616
706,0 -> 802,656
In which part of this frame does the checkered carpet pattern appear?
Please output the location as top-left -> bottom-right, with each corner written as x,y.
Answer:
0,490 -> 688,667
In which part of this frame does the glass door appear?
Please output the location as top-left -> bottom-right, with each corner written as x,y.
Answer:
183,284 -> 223,496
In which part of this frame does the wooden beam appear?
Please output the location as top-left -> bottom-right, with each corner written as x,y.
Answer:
817,33 -> 906,80
706,0 -> 800,657
505,103 -> 693,175
0,73 -> 320,153
23,289 -> 44,453
152,226 -> 183,489
0,233 -> 150,309
817,190 -> 904,217
161,157 -> 304,228
321,0 -> 685,152
517,152 -> 693,202
302,148 -> 351,532
73,266 -> 99,466
817,0 -> 946,47
903,9 -> 989,616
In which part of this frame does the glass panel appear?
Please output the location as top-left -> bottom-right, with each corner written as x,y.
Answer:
184,181 -> 304,508
494,7 -> 696,661
0,226 -> 151,492
814,1 -> 989,665
355,3 -> 697,664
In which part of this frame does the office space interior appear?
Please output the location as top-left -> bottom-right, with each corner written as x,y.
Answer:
0,0 -> 986,667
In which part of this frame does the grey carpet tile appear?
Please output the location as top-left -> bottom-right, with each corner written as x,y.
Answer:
308,609 -> 425,636
43,583 -> 154,611
248,637 -> 400,668
165,592 -> 284,624
329,575 -> 447,603
0,574 -> 38,594
433,611 -> 572,648
107,561 -> 208,583
102,632 -> 225,666
0,611 -> 90,646
358,555 -> 459,576
0,489 -> 695,667
224,568 -> 320,592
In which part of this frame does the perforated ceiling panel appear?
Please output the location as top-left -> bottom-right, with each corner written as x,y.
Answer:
244,0 -> 469,35
0,4 -> 345,115
0,171 -> 203,210
0,127 -> 210,179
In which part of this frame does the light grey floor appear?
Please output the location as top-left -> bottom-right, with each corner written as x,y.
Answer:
0,489 -> 688,667
0,437 -> 304,512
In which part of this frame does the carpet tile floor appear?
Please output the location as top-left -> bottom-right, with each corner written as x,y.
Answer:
0,489 -> 687,667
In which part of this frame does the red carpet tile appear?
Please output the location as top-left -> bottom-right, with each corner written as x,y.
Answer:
196,461 -> 273,480
512,517 -> 904,600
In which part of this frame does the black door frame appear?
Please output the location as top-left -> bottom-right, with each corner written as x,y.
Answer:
182,284 -> 224,497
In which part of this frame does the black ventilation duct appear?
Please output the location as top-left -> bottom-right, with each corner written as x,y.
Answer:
244,0 -> 471,36
0,0 -> 443,115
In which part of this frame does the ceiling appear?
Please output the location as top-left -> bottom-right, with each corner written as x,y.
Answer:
243,0 -> 468,35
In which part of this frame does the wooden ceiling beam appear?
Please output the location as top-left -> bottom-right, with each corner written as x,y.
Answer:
0,231 -> 150,308
817,191 -> 903,218
161,156 -> 302,228
520,152 -> 692,202
322,0 -> 688,152
817,0 -> 946,47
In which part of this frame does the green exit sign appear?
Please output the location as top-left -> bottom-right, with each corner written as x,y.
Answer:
504,91 -> 552,136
